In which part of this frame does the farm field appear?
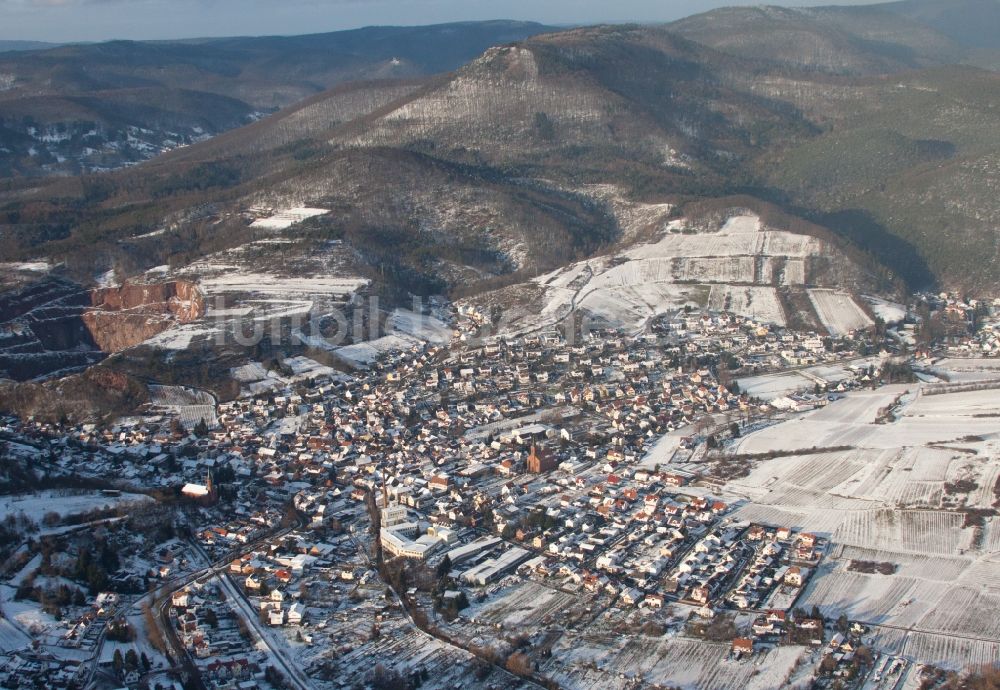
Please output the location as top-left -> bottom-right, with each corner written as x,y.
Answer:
544,632 -> 808,690
707,285 -> 786,326
719,381 -> 1000,669
808,289 -> 873,336
733,386 -> 909,454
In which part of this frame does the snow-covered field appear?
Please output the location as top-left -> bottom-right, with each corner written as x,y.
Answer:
0,261 -> 51,274
197,274 -> 367,296
249,207 -> 329,230
864,296 -> 906,323
314,308 -> 451,370
546,631 -> 808,690
466,580 -> 576,628
388,309 -> 453,345
736,362 -> 860,401
718,382 -> 1000,668
0,615 -> 30,653
148,384 -> 214,407
335,334 -> 424,368
638,429 -> 687,468
0,490 -> 152,524
808,289 -> 873,336
708,285 -> 786,325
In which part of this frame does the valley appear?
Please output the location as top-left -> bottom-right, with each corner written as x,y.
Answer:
0,2 -> 999,689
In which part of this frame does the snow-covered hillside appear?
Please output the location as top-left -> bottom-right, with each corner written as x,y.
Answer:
467,212 -> 874,336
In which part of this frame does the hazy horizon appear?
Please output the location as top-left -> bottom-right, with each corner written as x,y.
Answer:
2,0 -> 888,43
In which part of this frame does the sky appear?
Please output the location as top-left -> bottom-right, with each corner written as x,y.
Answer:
2,0 -> 884,43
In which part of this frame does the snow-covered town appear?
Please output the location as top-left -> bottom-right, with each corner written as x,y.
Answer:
3,3 -> 1000,687
1,292 -> 999,690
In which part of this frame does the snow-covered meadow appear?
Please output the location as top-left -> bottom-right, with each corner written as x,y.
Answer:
0,490 -> 152,525
809,289 -> 874,336
718,372 -> 1000,669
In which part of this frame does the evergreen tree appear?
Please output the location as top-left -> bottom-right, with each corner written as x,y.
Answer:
435,555 -> 452,579
194,418 -> 209,437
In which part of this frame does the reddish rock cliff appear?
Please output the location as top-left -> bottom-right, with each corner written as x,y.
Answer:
83,279 -> 205,352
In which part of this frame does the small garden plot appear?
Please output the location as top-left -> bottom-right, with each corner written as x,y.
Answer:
471,580 -> 577,629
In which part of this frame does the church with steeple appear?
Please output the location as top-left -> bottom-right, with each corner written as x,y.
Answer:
181,469 -> 218,504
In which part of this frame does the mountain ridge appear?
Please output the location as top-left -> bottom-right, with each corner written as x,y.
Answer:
0,20 -> 557,176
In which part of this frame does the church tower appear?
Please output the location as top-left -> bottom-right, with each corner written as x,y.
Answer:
205,469 -> 217,502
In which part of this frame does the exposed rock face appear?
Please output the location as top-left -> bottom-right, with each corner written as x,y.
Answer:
0,277 -> 205,381
82,280 -> 205,352
89,280 -> 204,321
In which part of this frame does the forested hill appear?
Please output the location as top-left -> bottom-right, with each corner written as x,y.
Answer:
0,21 -> 555,176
